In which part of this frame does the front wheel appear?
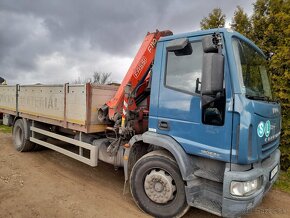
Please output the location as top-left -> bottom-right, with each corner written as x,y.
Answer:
130,150 -> 189,218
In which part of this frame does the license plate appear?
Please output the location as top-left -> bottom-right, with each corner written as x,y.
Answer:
270,165 -> 279,180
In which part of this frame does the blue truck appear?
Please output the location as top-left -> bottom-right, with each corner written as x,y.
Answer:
0,28 -> 281,217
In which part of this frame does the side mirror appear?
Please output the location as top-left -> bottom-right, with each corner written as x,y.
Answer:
201,35 -> 224,107
201,53 -> 224,95
167,38 -> 192,56
201,34 -> 225,125
202,35 -> 219,53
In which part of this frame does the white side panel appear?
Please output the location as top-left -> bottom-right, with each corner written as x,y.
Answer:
66,85 -> 87,125
18,85 -> 64,120
0,85 -> 17,111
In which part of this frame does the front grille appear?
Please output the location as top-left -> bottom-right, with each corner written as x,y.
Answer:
261,139 -> 279,159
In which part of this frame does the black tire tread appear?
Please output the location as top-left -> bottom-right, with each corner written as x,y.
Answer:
13,119 -> 35,152
130,149 -> 189,218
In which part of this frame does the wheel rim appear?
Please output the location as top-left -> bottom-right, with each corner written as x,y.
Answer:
15,126 -> 23,148
144,169 -> 176,204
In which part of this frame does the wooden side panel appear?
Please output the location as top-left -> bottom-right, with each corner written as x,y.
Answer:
18,85 -> 64,121
0,83 -> 118,133
90,84 -> 118,125
66,85 -> 87,125
0,85 -> 17,111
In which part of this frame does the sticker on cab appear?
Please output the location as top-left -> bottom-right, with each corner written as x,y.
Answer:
257,120 -> 271,138
257,121 -> 265,137
265,120 -> 271,137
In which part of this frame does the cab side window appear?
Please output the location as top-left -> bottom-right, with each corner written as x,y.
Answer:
165,41 -> 203,94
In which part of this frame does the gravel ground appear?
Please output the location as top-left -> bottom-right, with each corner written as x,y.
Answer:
0,132 -> 289,218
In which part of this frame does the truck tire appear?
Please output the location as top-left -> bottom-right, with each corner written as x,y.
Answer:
130,150 -> 189,218
13,119 -> 35,152
33,144 -> 46,151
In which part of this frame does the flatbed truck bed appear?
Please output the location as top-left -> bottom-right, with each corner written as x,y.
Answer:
0,83 -> 117,133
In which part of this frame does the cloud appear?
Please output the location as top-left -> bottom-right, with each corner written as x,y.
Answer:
0,0 -> 255,85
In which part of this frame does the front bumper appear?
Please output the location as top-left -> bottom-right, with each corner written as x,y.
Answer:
222,149 -> 280,217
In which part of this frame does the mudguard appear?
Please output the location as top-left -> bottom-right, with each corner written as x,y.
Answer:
124,131 -> 196,182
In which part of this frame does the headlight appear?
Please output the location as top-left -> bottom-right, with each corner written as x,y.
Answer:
230,177 -> 262,196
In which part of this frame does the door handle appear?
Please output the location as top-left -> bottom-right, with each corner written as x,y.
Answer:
158,120 -> 169,130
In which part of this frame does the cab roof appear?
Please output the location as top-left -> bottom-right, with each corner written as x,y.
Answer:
159,28 -> 265,57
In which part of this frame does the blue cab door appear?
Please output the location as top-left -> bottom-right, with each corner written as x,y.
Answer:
153,35 -> 233,162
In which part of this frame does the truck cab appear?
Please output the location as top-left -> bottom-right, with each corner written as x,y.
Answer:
144,28 -> 281,216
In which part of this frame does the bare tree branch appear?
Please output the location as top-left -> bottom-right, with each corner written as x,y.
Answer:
93,72 -> 112,84
72,72 -> 112,84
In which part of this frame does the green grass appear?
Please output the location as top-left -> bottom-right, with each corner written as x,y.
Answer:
0,124 -> 12,133
274,170 -> 290,194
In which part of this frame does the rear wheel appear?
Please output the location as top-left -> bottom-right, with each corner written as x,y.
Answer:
13,119 -> 35,152
130,150 -> 189,218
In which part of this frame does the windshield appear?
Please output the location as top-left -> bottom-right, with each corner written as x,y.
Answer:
232,38 -> 273,101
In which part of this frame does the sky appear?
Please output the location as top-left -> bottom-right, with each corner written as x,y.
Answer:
0,0 -> 255,85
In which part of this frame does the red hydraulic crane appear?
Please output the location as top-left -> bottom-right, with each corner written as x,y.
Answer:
98,30 -> 172,135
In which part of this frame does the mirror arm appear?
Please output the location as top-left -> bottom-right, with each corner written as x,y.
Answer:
195,78 -> 201,94
202,90 -> 224,107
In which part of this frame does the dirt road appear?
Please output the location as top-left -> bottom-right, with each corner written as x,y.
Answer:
0,132 -> 289,218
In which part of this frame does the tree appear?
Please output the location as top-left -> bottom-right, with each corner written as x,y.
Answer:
230,6 -> 251,37
250,0 -> 271,48
72,72 -> 112,84
92,72 -> 112,84
200,8 -> 226,30
261,0 -> 290,170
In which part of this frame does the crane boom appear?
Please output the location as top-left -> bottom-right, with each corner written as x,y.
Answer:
98,30 -> 172,129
